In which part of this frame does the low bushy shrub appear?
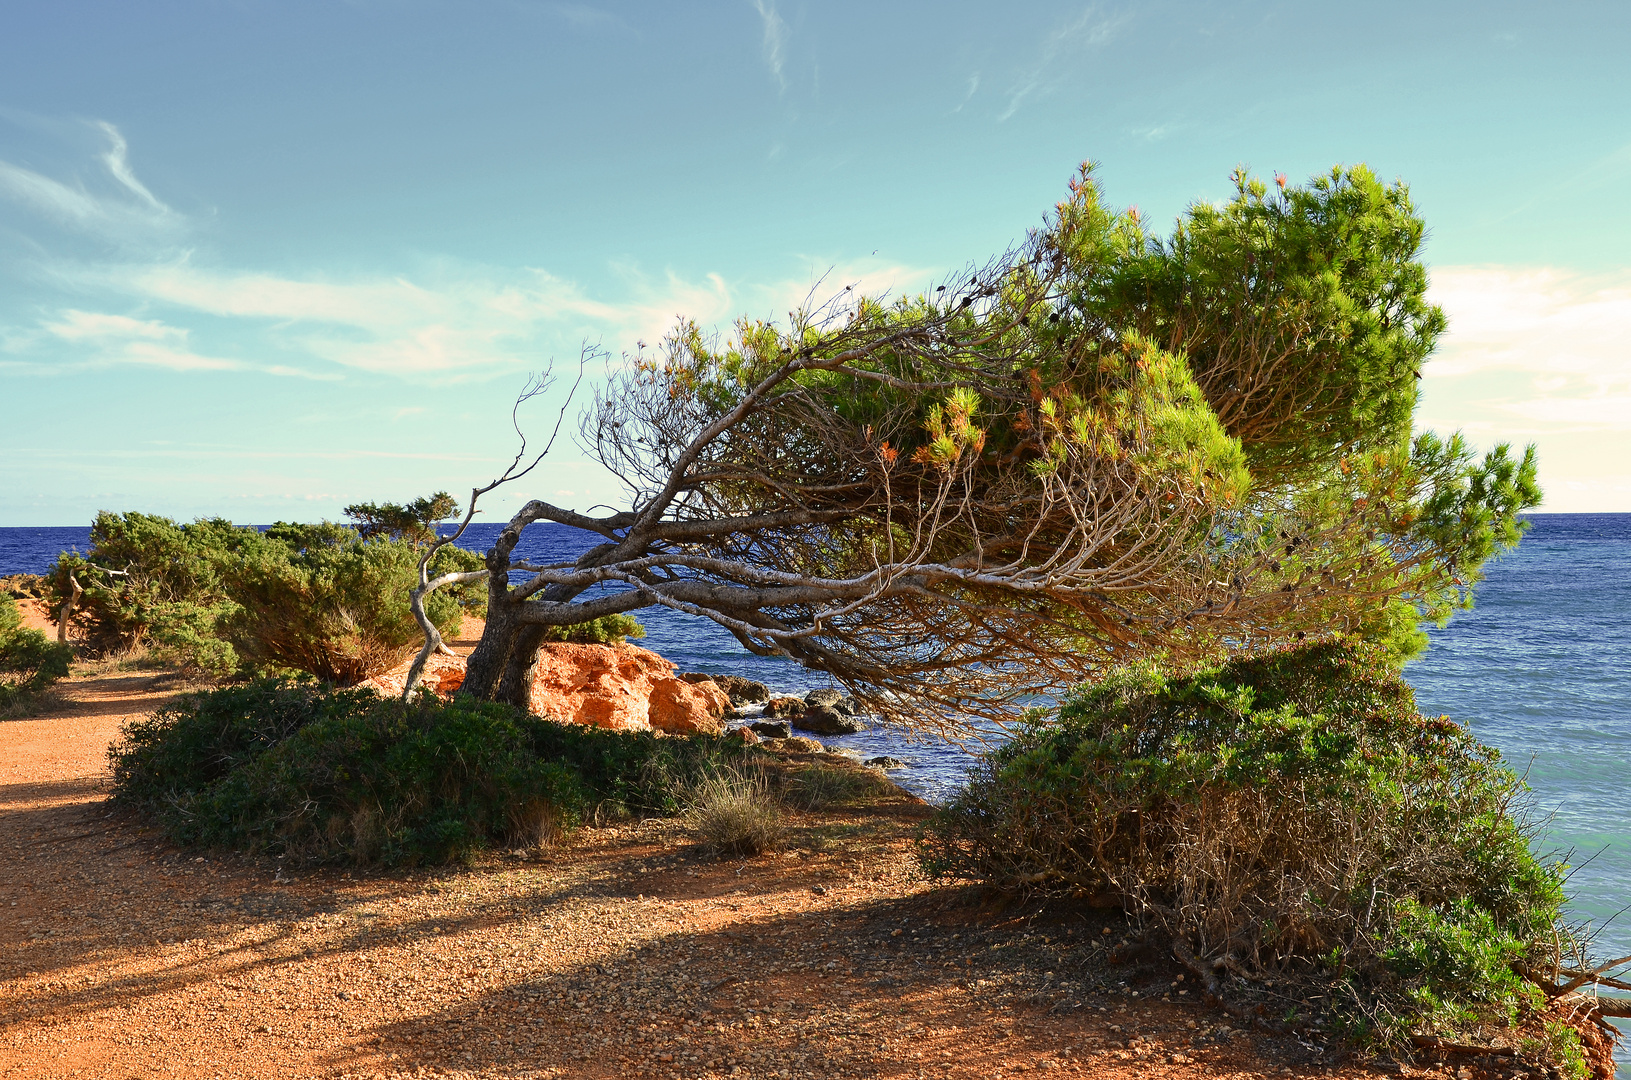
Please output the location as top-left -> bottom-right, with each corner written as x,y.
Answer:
45,510 -> 484,683
45,512 -> 248,659
110,678 -> 746,864
540,613 -> 645,645
920,641 -> 1571,1048
0,593 -> 73,713
215,522 -> 482,684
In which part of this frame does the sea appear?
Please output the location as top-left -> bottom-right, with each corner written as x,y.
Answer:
5,514 -> 1628,1059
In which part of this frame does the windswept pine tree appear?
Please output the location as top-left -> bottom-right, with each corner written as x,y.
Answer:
407,163 -> 1539,726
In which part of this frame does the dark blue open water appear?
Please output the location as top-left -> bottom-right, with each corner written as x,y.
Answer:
6,514 -> 1628,1057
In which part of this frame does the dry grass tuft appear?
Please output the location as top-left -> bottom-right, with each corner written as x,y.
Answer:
686,769 -> 783,857
0,685 -> 71,720
785,762 -> 894,810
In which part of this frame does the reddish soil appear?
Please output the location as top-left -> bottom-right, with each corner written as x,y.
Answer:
0,609 -> 1541,1080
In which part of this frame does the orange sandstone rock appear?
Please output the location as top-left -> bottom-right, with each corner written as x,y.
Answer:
527,641 -> 673,730
366,641 -> 731,735
364,651 -> 466,700
648,676 -> 729,735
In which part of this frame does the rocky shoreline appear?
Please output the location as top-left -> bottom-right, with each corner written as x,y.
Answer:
367,626 -> 898,768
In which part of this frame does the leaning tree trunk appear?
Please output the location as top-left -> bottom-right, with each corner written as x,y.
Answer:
494,623 -> 548,711
461,602 -> 520,701
57,572 -> 83,646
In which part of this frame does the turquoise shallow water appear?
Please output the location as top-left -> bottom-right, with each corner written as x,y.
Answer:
5,514 -> 1627,1063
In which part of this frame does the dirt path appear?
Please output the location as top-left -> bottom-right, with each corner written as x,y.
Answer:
1,660 -> 1488,1080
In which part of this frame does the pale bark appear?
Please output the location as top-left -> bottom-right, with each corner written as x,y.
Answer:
57,572 -> 82,646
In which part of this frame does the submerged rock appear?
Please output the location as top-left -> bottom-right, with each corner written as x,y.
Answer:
805,687 -> 861,716
757,735 -> 824,754
685,674 -> 771,705
793,705 -> 865,736
865,756 -> 906,770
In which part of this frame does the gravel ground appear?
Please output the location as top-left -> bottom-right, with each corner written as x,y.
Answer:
0,646 -> 1526,1080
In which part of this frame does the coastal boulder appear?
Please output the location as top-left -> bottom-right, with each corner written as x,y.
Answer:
793,704 -> 865,736
683,673 -> 770,706
366,641 -> 732,734
748,719 -> 792,740
648,676 -> 730,735
527,642 -> 674,730
804,687 -> 859,716
365,652 -> 466,700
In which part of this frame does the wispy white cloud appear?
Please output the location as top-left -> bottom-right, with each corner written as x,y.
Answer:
44,309 -> 182,342
751,0 -> 789,92
1000,7 -> 1125,122
0,121 -> 178,241
23,307 -> 338,379
1423,265 -> 1631,431
7,121 -> 937,384
40,253 -> 933,382
953,73 -> 980,113
95,121 -> 169,213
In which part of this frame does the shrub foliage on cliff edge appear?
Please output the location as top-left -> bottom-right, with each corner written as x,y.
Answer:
920,641 -> 1572,1049
0,591 -> 72,712
109,678 -> 743,865
45,510 -> 485,683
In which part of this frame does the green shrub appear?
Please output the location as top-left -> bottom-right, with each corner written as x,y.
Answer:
0,593 -> 73,712
920,641 -> 1570,1048
541,613 -> 645,645
110,678 -> 746,864
44,510 -> 485,683
44,512 -> 250,660
109,679 -> 380,806
214,522 -> 483,684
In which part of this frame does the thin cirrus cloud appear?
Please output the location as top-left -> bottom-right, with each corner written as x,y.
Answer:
47,255 -> 932,381
1000,7 -> 1126,122
750,0 -> 789,92
1426,265 -> 1631,431
29,308 -> 338,379
95,121 -> 170,213
5,116 -> 937,383
0,121 -> 178,242
89,261 -> 736,378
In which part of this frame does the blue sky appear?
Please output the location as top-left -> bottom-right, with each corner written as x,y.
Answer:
2,1 -> 1629,525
